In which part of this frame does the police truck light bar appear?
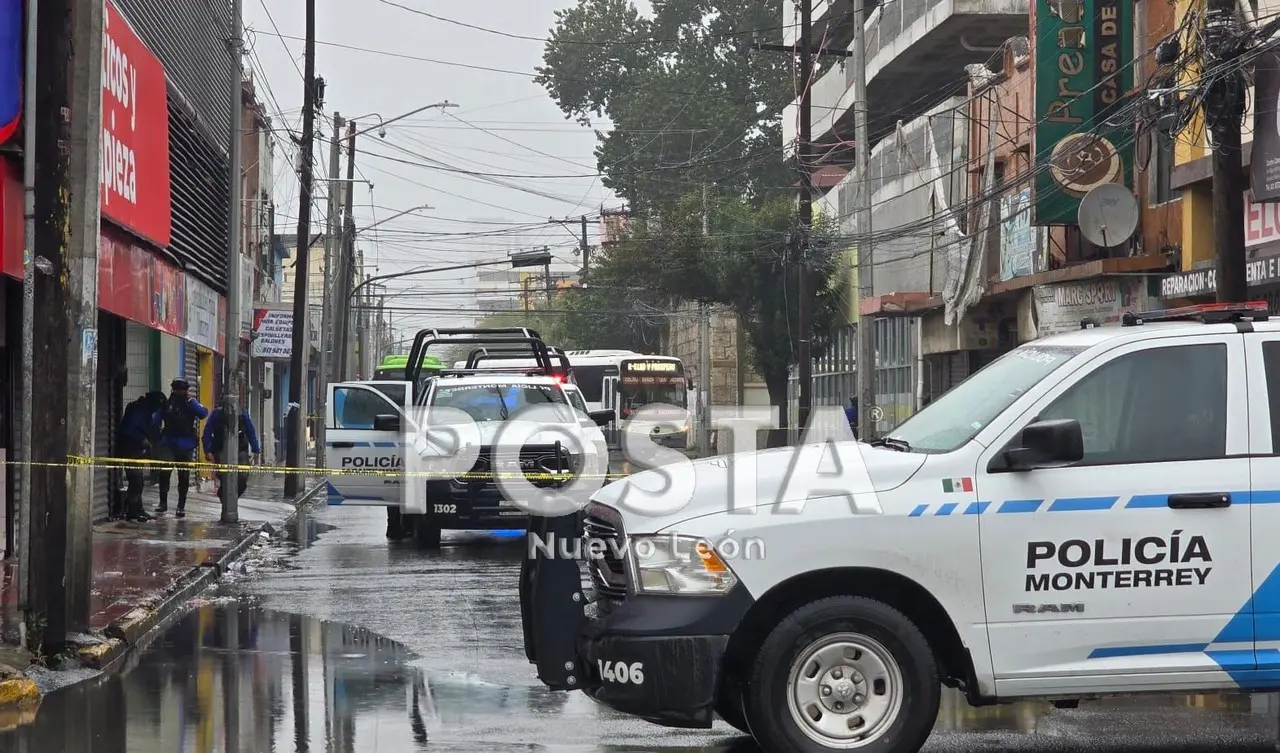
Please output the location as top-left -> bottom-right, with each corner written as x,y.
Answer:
1117,301 -> 1269,327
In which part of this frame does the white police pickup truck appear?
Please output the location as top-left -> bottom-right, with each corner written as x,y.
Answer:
519,301 -> 1280,753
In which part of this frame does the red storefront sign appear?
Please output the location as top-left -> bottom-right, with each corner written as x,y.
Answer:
99,224 -> 225,352
0,156 -> 21,279
102,1 -> 170,248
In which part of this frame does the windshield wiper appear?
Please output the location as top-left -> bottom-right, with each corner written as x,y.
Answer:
869,436 -> 912,452
489,384 -> 510,420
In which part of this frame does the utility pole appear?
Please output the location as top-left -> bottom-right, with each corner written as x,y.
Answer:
314,112 -> 342,470
334,119 -> 358,379
852,1 -> 875,441
580,215 -> 590,278
222,0 -> 245,522
1205,0 -> 1247,302
699,184 -> 712,455
284,0 -> 316,497
796,0 -> 814,437
29,0 -> 75,654
64,0 -> 104,632
15,0 -> 36,613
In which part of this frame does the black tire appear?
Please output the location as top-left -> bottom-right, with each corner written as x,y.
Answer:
746,596 -> 939,753
413,515 -> 441,549
715,675 -> 752,734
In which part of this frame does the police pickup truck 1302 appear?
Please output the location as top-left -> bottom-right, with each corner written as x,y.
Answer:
519,301 -> 1280,753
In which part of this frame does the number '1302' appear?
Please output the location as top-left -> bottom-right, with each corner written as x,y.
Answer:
597,660 -> 644,684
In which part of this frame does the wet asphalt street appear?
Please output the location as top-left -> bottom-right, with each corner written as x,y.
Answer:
4,502 -> 1280,752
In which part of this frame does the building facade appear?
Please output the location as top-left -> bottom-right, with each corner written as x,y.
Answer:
786,0 -> 1184,435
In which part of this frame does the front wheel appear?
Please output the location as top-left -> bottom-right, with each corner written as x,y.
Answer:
412,514 -> 441,549
746,596 -> 939,753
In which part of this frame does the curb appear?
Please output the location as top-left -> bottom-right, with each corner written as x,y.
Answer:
84,482 -> 325,670
0,481 -> 326,714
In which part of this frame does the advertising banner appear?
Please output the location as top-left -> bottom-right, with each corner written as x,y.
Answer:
0,0 -> 20,145
252,308 -> 294,360
999,188 -> 1036,280
185,275 -> 219,351
102,1 -> 171,247
1252,43 -> 1280,202
150,255 -> 185,336
1031,278 -> 1151,337
1033,0 -> 1134,224
98,228 -> 154,324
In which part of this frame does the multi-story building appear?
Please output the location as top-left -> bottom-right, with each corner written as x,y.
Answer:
788,0 -> 1183,435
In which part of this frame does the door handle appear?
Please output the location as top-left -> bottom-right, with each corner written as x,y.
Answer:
330,441 -> 355,449
1167,493 -> 1231,509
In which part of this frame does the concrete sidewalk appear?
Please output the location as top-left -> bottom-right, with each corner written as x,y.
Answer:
0,475 -> 322,729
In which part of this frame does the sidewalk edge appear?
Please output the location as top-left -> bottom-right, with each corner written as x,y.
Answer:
0,481 -> 324,718
91,481 -> 325,670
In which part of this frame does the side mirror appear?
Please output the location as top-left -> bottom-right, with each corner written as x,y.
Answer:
1000,418 -> 1083,471
588,410 -> 613,427
373,413 -> 401,432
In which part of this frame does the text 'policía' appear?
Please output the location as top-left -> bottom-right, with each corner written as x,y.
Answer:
1024,531 -> 1211,592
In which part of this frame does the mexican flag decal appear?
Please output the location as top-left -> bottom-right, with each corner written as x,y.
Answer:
942,477 -> 973,493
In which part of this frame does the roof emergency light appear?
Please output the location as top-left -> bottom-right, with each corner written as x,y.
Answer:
1118,300 -> 1270,327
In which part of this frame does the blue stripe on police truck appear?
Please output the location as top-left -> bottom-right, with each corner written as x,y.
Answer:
326,441 -> 403,448
905,490 -> 1280,517
1083,563 -> 1280,689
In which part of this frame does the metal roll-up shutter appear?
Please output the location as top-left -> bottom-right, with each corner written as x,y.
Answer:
183,343 -> 199,384
93,315 -> 121,521
124,322 -> 150,404
948,351 -> 969,388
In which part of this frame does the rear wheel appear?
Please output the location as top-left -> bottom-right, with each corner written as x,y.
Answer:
746,596 -> 939,753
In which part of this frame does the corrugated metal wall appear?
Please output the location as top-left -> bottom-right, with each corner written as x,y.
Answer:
112,0 -> 233,294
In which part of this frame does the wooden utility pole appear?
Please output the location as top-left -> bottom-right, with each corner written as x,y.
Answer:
795,0 -> 813,435
334,119 -> 358,379
284,0 -> 317,497
64,0 -> 104,630
1204,0 -> 1247,302
29,0 -> 74,653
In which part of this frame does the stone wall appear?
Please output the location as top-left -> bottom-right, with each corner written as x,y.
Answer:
666,302 -> 763,406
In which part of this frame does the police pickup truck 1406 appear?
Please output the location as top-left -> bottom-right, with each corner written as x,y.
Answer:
519,301 -> 1280,753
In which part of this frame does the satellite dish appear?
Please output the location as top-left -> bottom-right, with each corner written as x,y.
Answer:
1078,183 -> 1139,249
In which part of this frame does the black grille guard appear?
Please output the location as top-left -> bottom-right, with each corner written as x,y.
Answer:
519,504 -> 600,691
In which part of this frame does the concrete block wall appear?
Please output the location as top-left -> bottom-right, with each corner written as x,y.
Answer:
666,302 -> 762,406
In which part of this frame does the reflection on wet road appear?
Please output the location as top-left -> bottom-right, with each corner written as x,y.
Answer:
2,505 -> 1279,752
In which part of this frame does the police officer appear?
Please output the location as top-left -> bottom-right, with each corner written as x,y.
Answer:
153,377 -> 209,517
119,390 -> 166,521
203,404 -> 261,497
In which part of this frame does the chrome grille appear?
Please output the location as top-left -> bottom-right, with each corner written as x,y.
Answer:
583,511 -> 627,604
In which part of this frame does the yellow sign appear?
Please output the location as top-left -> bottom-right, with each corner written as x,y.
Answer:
623,361 -> 678,372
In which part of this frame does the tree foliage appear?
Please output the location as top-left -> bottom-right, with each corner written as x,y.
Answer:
536,0 -> 793,213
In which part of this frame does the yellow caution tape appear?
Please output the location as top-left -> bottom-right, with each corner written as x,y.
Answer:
8,455 -> 632,481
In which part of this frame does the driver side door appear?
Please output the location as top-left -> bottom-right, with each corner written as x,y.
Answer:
326,381 -> 412,505
977,334 -> 1253,695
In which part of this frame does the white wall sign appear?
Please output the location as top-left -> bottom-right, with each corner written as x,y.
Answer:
185,276 -> 220,350
1031,278 -> 1152,338
251,309 -> 293,360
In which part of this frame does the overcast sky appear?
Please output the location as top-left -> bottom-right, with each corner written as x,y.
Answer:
243,0 -> 622,343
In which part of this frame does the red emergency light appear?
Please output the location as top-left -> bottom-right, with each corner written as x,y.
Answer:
1117,300 -> 1270,327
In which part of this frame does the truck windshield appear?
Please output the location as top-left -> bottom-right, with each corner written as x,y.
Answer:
885,345 -> 1086,453
429,382 -> 572,423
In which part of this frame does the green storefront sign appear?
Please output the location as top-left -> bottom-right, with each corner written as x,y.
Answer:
1033,0 -> 1134,225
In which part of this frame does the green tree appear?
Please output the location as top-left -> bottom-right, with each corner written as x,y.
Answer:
594,193 -> 848,424
536,0 -> 794,213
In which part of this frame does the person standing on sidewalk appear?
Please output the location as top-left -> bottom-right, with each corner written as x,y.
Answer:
153,378 -> 209,518
118,390 -> 166,522
203,405 -> 261,497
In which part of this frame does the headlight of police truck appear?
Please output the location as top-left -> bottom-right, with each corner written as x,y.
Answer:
626,534 -> 737,595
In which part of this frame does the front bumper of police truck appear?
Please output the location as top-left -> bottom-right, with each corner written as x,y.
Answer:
519,502 -> 752,728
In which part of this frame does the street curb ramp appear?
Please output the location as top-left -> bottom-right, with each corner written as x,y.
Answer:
0,482 -> 324,721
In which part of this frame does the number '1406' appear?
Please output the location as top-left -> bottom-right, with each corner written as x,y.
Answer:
597,660 -> 644,685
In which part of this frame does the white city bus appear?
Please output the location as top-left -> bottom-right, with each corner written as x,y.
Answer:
459,349 -> 692,448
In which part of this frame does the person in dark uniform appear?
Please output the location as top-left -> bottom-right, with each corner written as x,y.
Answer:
153,378 -> 209,518
118,390 -> 166,522
203,405 -> 261,497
